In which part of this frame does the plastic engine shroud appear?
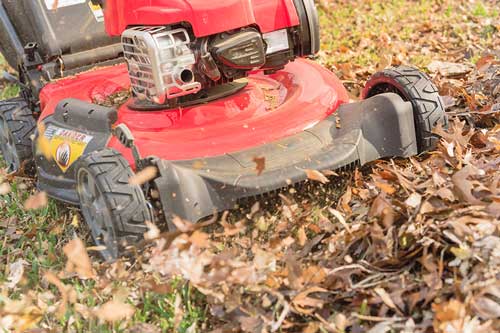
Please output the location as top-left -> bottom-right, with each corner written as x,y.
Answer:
38,58 -> 349,165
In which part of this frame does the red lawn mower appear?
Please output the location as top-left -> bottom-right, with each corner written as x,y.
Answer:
0,0 -> 446,259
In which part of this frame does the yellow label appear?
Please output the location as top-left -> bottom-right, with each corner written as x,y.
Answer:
44,125 -> 93,173
88,2 -> 100,11
88,1 -> 104,22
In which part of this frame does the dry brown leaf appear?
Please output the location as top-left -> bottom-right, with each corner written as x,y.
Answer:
292,287 -> 328,315
173,293 -> 184,330
377,52 -> 393,71
337,62 -> 355,79
470,131 -> 489,148
63,238 -> 95,279
74,303 -> 92,320
428,61 -> 472,77
51,0 -> 59,10
129,166 -> 158,185
374,287 -> 399,312
339,186 -> 352,214
253,156 -> 266,176
238,315 -> 264,333
0,182 -> 11,195
297,226 -> 307,247
71,214 -> 80,228
128,323 -> 162,333
476,55 -> 495,71
95,300 -> 135,322
471,295 -> 500,319
334,313 -> 348,331
191,160 -> 205,170
6,259 -> 27,289
404,192 -> 422,208
321,169 -> 339,177
172,215 -> 196,233
303,322 -> 320,333
434,120 -> 472,147
368,194 -> 396,227
451,165 -> 483,205
435,188 -> 456,202
189,230 -> 209,248
328,208 -> 352,234
374,181 -> 396,195
44,271 -> 77,318
305,169 -> 329,184
24,191 -> 48,210
432,299 -> 474,333
144,221 -> 160,240
220,215 -> 246,237
302,265 -> 327,285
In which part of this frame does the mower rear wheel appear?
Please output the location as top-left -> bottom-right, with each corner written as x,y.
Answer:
362,66 -> 447,153
0,98 -> 36,174
76,148 -> 152,261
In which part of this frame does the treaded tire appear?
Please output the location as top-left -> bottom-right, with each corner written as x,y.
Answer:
362,66 -> 447,153
76,148 -> 152,261
0,97 -> 36,174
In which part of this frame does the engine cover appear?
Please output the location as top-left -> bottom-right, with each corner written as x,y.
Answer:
211,29 -> 266,69
122,27 -> 201,104
118,0 -> 321,105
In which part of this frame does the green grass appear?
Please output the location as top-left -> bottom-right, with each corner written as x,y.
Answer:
0,179 -> 206,331
44,281 -> 206,332
0,55 -> 19,99
135,283 -> 206,332
318,0 -> 498,72
472,1 -> 498,17
0,84 -> 19,99
0,180 -> 66,282
473,3 -> 488,17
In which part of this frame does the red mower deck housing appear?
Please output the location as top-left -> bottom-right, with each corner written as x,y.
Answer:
39,59 -> 349,162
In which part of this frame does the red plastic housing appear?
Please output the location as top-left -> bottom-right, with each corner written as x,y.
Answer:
38,59 -> 349,165
103,0 -> 300,37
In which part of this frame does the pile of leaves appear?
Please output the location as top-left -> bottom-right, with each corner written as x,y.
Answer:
0,1 -> 499,332
143,55 -> 499,332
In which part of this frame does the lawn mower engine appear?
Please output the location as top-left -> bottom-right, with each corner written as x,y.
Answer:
102,0 -> 319,106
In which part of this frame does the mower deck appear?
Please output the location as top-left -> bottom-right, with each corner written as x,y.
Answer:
38,59 -> 349,160
35,59 -> 418,222
154,93 -> 417,224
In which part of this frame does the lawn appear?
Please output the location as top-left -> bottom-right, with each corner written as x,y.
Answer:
0,1 -> 499,332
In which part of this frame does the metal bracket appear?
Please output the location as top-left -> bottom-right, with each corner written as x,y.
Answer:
113,123 -> 144,169
22,42 -> 43,69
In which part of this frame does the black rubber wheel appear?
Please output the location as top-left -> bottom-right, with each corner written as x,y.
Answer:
0,98 -> 36,173
362,66 -> 447,153
75,148 -> 152,261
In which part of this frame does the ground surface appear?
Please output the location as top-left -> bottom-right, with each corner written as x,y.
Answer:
0,1 -> 499,332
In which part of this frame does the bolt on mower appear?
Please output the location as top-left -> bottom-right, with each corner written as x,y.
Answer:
0,0 -> 447,260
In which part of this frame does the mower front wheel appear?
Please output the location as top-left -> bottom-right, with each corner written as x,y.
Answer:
0,98 -> 36,174
75,148 -> 152,261
362,66 -> 447,153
